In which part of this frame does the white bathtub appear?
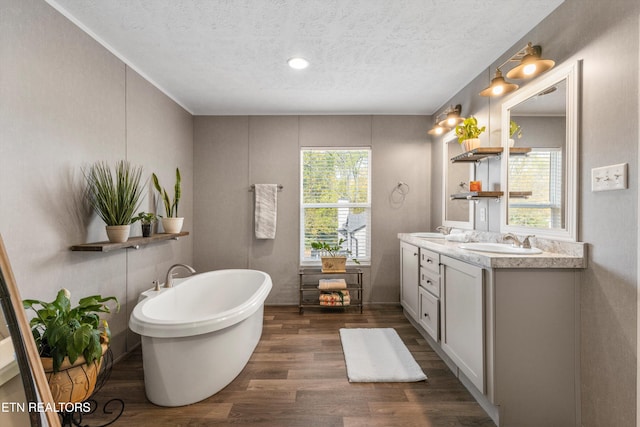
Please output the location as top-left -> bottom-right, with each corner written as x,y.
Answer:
129,269 -> 272,406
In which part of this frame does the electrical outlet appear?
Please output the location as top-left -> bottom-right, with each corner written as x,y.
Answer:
591,163 -> 628,192
479,207 -> 486,221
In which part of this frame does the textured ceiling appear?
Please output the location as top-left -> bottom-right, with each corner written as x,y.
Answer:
47,0 -> 564,115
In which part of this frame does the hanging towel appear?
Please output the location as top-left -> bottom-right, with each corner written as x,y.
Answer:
254,184 -> 278,239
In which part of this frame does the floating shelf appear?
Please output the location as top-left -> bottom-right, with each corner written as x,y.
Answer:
70,232 -> 189,252
450,191 -> 504,200
451,147 -> 532,163
450,191 -> 533,201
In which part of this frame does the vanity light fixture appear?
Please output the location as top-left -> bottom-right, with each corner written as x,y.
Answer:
437,104 -> 464,128
428,104 -> 463,136
427,121 -> 450,136
479,68 -> 519,97
479,42 -> 555,97
506,43 -> 555,79
287,57 -> 309,70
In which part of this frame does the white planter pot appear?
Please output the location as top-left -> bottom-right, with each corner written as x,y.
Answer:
105,225 -> 130,243
162,217 -> 184,234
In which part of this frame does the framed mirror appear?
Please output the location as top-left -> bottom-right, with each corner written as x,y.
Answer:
501,60 -> 580,241
442,131 -> 475,229
0,235 -> 61,427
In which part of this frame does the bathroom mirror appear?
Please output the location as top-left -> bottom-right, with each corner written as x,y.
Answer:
442,130 -> 475,229
501,60 -> 580,241
0,235 -> 61,427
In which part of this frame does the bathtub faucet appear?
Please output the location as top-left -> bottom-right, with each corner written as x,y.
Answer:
165,264 -> 196,288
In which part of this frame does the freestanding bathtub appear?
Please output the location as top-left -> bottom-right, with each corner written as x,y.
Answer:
129,269 -> 272,406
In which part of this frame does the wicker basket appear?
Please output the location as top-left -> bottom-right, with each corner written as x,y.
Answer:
41,342 -> 108,404
321,256 -> 347,273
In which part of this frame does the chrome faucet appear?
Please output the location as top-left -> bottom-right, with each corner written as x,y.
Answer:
436,226 -> 452,235
502,233 -> 535,249
164,264 -> 196,288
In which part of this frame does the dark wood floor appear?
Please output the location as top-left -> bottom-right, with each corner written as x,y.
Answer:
89,305 -> 495,426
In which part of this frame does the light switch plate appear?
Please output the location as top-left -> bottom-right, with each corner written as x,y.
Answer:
591,163 -> 628,192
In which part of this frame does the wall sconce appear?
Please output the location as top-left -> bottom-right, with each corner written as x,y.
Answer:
438,104 -> 464,127
428,104 -> 463,136
479,68 -> 519,97
479,42 -> 555,97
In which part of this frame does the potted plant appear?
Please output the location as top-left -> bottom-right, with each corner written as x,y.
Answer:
133,211 -> 158,237
311,239 -> 360,273
508,119 -> 523,147
455,116 -> 486,152
152,168 -> 183,234
84,160 -> 145,243
23,289 -> 119,404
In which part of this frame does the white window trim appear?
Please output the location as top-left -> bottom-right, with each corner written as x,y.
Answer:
299,147 -> 372,267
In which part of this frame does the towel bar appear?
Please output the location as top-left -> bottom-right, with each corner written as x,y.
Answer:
249,184 -> 283,192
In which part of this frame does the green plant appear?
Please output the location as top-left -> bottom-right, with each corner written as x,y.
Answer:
23,289 -> 119,373
455,116 -> 486,144
510,120 -> 523,139
133,211 -> 158,224
311,239 -> 360,264
152,168 -> 181,218
84,160 -> 145,226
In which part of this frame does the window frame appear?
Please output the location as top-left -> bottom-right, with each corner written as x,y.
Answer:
299,147 -> 372,266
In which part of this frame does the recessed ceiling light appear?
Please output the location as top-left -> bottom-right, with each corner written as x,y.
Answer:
287,57 -> 309,70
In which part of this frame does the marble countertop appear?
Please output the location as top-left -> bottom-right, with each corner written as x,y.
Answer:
398,233 -> 587,269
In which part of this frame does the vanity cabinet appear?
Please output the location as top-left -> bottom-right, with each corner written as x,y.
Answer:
399,241 -> 419,320
398,233 -> 583,426
440,255 -> 485,393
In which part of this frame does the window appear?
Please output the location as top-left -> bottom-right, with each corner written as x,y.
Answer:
300,148 -> 371,265
508,148 -> 563,228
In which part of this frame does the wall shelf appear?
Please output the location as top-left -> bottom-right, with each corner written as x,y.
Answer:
70,232 -> 189,252
451,147 -> 531,163
450,191 -> 532,201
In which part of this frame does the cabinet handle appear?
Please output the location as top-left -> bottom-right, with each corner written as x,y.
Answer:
424,312 -> 430,319
426,280 -> 432,285
427,259 -> 433,263
414,252 -> 418,256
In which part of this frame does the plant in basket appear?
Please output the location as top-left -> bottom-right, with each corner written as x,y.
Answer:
311,238 -> 359,273
23,289 -> 119,404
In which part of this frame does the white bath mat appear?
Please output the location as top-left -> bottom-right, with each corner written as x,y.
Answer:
339,328 -> 427,382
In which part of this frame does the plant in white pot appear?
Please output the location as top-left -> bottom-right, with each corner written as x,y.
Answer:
84,160 -> 145,243
455,116 -> 486,152
152,168 -> 183,234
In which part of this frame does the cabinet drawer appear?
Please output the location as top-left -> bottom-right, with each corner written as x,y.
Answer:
419,287 -> 439,342
420,248 -> 440,274
420,267 -> 440,297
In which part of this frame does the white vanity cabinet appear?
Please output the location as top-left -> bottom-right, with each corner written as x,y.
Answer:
398,234 -> 583,427
440,255 -> 484,393
399,241 -> 419,320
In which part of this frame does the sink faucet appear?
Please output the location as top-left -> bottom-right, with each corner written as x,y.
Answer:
502,233 -> 535,249
436,226 -> 452,235
165,264 -> 196,288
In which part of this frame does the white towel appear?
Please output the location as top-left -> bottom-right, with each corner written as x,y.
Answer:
254,184 -> 277,239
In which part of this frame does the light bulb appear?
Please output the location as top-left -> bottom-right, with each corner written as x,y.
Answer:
523,63 -> 537,75
492,85 -> 504,95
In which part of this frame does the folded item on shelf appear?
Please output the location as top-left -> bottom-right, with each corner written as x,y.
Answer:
319,300 -> 350,307
318,278 -> 347,290
319,290 -> 350,304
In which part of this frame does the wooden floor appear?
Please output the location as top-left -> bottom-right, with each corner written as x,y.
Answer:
90,305 -> 496,427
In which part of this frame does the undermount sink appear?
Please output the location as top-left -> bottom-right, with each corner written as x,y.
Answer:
410,232 -> 445,239
458,242 -> 543,254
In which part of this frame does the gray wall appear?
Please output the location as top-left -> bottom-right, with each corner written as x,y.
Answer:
0,0 -> 194,359
193,115 -> 431,304
430,0 -> 639,424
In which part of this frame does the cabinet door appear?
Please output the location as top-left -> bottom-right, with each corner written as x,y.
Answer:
441,255 -> 484,392
400,242 -> 419,320
419,287 -> 439,341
